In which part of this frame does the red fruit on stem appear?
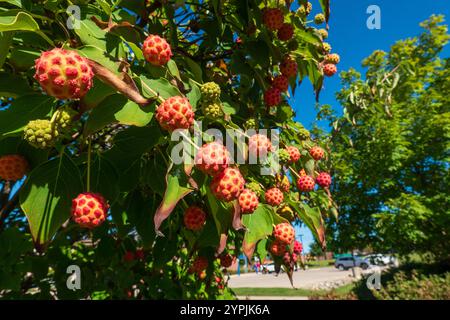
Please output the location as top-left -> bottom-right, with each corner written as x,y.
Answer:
273,222 -> 295,244
264,87 -> 282,106
277,23 -> 294,41
183,206 -> 207,231
219,254 -> 234,268
323,63 -> 337,77
272,75 -> 289,92
71,192 -> 109,228
155,96 -> 194,132
265,187 -> 284,206
297,175 -> 315,192
286,146 -> 301,163
280,56 -> 298,78
270,240 -> 287,256
34,48 -> 94,100
142,34 -> 173,66
238,189 -> 259,214
248,134 -> 272,158
316,172 -> 332,188
0,154 -> 29,181
309,146 -> 325,160
262,8 -> 284,31
210,167 -> 245,202
194,142 -> 230,176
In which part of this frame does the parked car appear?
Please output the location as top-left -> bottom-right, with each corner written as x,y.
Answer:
261,263 -> 284,274
334,256 -> 370,270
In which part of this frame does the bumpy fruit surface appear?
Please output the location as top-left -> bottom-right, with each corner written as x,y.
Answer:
299,169 -> 307,176
210,167 -> 245,202
286,146 -> 301,163
238,189 -> 259,214
34,48 -> 94,100
297,2 -> 312,16
314,13 -> 326,24
54,106 -> 77,131
298,127 -> 311,140
200,82 -> 221,101
270,240 -> 287,256
264,87 -> 281,107
201,101 -> 224,119
275,174 -> 290,193
71,192 -> 109,228
325,53 -> 340,64
262,8 -> 284,31
183,206 -> 207,231
277,23 -> 294,41
323,63 -> 337,77
322,42 -> 332,53
142,34 -> 172,66
24,119 -> 59,149
280,56 -> 298,78
278,149 -> 291,164
244,118 -> 257,129
297,175 -> 315,192
265,187 -> 284,206
219,253 -> 234,268
283,252 -> 298,264
293,240 -> 303,254
309,146 -> 325,160
246,182 -> 264,197
316,172 -> 332,188
192,256 -> 208,273
272,75 -> 289,92
155,96 -> 194,132
194,142 -> 230,176
0,155 -> 29,181
248,134 -> 272,158
318,28 -> 328,39
273,222 -> 295,244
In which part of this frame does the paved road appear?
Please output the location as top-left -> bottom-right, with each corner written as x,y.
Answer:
228,266 -> 358,289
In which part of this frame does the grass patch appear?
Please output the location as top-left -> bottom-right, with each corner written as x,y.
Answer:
305,259 -> 335,268
232,283 -> 355,297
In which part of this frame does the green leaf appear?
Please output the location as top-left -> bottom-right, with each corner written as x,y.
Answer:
0,94 -> 55,138
154,162 -> 194,234
8,45 -> 40,70
0,72 -> 32,97
86,154 -> 120,204
85,94 -> 154,134
242,204 -> 274,245
138,76 -> 182,99
0,11 -> 53,45
19,153 -> 83,246
0,31 -> 13,68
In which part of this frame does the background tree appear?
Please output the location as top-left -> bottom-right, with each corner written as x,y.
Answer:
321,15 -> 449,262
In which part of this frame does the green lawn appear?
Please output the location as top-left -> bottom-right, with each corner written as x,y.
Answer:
232,283 -> 354,297
305,259 -> 335,268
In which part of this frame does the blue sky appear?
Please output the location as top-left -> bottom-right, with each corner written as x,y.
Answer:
291,0 -> 450,252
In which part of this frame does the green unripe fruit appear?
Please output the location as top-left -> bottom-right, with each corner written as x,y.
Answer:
297,2 -> 312,16
246,182 -> 264,197
200,82 -> 221,101
318,29 -> 328,39
201,101 -> 224,119
322,42 -> 332,53
24,119 -> 59,149
244,118 -> 258,130
278,149 -> 291,164
314,13 -> 326,25
298,128 -> 310,140
54,106 -> 77,131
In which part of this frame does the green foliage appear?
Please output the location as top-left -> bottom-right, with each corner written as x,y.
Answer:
321,16 -> 450,261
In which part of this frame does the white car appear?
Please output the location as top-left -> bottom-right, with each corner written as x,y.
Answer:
261,263 -> 284,274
